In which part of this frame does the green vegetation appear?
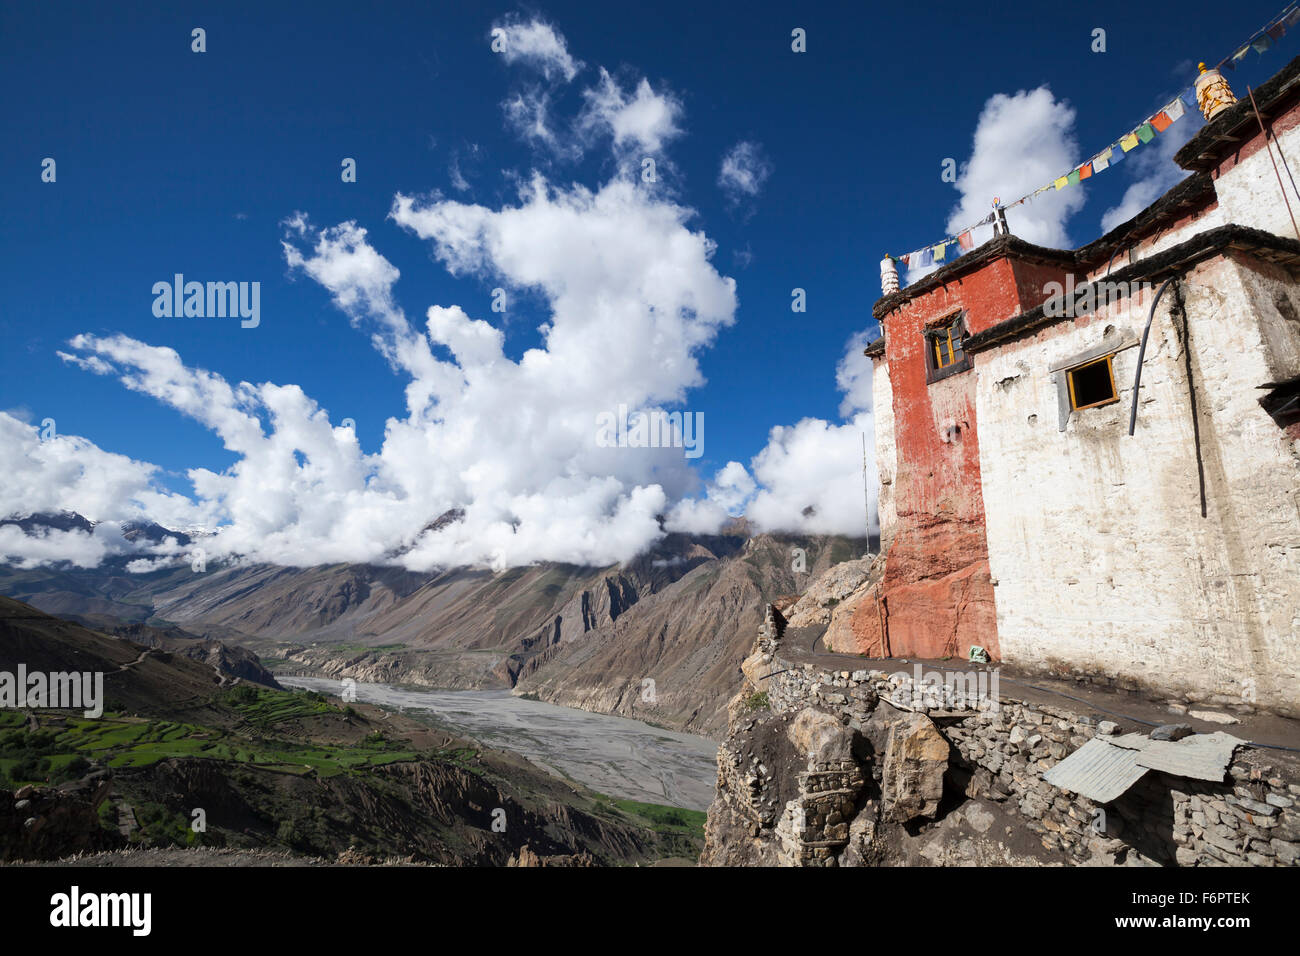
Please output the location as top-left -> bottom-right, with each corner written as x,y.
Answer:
1,685 -> 426,783
591,792 -> 707,858
132,801 -> 202,847
0,727 -> 91,787
742,690 -> 770,711
220,684 -> 339,728
430,745 -> 481,773
23,714 -> 417,776
609,798 -> 707,832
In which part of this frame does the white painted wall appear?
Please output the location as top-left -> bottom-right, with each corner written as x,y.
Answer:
1084,207 -> 1224,287
1212,117 -> 1300,241
975,257 -> 1300,713
871,357 -> 899,551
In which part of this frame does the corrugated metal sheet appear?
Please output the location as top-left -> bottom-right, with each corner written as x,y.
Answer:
1135,732 -> 1248,781
1043,737 -> 1149,802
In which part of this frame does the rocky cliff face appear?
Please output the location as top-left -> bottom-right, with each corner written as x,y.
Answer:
703,604 -> 943,866
707,609 -> 1045,865
512,535 -> 862,736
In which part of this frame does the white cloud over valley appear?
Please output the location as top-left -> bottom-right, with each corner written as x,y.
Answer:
3,16 -> 880,572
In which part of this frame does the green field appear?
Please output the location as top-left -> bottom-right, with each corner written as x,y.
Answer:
592,792 -> 707,840
0,687 -> 421,785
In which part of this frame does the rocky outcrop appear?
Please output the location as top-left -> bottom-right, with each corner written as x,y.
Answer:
832,520 -> 998,662
882,713 -> 949,822
107,622 -> 282,688
1,772 -> 120,862
507,844 -> 598,867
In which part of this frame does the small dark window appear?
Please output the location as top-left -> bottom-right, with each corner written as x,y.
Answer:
924,314 -> 971,383
1067,356 -> 1118,410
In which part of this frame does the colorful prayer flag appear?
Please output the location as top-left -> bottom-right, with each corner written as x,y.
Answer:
891,6 -> 1297,286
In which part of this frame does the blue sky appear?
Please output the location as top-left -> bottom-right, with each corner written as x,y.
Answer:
0,0 -> 1294,569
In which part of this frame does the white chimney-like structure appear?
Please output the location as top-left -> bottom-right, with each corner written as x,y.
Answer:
880,255 -> 899,296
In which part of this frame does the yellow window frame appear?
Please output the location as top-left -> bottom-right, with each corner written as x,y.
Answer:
1066,355 -> 1118,411
931,325 -> 963,369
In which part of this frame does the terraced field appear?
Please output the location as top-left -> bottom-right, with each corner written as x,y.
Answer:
0,687 -> 422,785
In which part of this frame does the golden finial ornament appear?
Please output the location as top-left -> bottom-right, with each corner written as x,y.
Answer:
1195,62 -> 1238,121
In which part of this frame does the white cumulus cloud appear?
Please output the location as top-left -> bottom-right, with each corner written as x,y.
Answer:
718,141 -> 772,202
492,15 -> 581,82
579,69 -> 683,155
908,87 -> 1085,283
5,15 -> 885,571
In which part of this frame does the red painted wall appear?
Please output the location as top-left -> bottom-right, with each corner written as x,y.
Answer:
845,253 -> 1074,662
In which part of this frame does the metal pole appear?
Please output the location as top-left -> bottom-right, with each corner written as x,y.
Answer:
1128,276 -> 1178,436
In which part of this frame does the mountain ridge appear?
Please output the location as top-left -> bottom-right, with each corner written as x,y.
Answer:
0,514 -> 874,736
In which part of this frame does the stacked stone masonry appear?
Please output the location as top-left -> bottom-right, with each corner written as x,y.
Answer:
757,653 -> 1299,866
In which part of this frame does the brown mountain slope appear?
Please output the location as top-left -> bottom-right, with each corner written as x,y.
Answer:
0,596 -> 231,724
0,598 -> 704,864
513,535 -> 865,736
0,531 -> 872,737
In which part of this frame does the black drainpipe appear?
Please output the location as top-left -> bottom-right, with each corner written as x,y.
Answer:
1127,275 -> 1179,436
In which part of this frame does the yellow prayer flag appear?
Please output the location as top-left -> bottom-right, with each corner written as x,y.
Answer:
1054,176 -> 1069,190
1120,133 -> 1139,152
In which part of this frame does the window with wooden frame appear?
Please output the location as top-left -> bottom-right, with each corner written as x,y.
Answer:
924,313 -> 971,383
1066,355 -> 1118,410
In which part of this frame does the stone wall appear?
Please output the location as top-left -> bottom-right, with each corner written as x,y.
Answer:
718,613 -> 1300,867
